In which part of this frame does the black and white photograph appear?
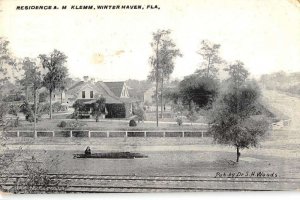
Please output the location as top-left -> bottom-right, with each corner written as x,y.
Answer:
0,0 -> 300,195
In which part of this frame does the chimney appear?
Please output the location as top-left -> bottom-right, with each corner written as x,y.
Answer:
90,78 -> 95,84
83,76 -> 89,82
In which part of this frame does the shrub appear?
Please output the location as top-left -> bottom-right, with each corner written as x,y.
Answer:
92,97 -> 106,122
52,102 -> 62,112
39,103 -> 50,115
72,100 -> 85,120
67,120 -> 83,129
20,101 -> 34,122
8,104 -> 20,116
133,106 -> 146,122
176,117 -> 183,126
2,93 -> 25,102
20,101 -> 42,122
39,92 -> 48,103
57,121 -> 67,128
129,119 -> 137,127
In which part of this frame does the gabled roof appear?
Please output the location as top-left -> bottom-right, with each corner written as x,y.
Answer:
66,81 -> 128,104
95,81 -> 117,97
104,82 -> 125,97
68,81 -> 85,91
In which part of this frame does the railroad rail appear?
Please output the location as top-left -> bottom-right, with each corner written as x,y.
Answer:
1,173 -> 299,193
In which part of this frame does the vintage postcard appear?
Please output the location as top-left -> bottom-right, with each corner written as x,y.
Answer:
0,0 -> 300,194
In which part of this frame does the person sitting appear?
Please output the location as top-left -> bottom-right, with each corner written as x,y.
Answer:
85,146 -> 91,155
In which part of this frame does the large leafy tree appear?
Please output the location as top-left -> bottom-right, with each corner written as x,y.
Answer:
148,29 -> 181,125
39,50 -> 68,119
178,74 -> 219,108
0,38 -> 18,89
209,61 -> 269,162
196,40 -> 223,78
0,38 -> 12,80
224,61 -> 249,88
20,58 -> 43,137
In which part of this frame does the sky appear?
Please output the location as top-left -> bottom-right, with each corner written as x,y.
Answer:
0,0 -> 300,81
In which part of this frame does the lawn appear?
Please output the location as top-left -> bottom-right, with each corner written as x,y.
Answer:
5,138 -> 300,179
8,118 -> 208,131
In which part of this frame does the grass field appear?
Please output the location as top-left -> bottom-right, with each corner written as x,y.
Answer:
5,134 -> 299,179
8,118 -> 208,131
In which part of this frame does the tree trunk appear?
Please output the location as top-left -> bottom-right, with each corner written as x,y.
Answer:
25,86 -> 29,102
207,56 -> 211,77
34,90 -> 37,138
155,38 -> 160,127
155,78 -> 159,127
236,147 -> 241,162
49,90 -> 52,119
160,77 -> 164,119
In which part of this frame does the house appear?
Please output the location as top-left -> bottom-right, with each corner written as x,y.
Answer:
65,76 -> 139,118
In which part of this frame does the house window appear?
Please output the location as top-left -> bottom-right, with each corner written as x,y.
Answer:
82,91 -> 85,98
90,91 -> 93,98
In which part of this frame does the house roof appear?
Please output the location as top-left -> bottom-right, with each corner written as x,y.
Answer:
104,82 -> 125,97
66,80 -> 137,104
67,81 -> 85,91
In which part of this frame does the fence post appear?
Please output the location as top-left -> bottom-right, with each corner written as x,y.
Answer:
201,131 -> 204,138
70,130 -> 73,138
125,131 -> 128,138
144,131 -> 146,138
182,131 -> 185,137
52,131 -> 55,137
88,131 -> 91,138
163,132 -> 166,137
17,131 -> 20,137
107,131 -> 109,138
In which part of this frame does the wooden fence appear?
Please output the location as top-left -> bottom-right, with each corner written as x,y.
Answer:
0,130 -> 210,138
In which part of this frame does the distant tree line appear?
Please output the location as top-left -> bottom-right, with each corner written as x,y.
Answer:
260,71 -> 300,96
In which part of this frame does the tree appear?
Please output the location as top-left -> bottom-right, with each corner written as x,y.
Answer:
196,40 -> 223,78
0,38 -> 18,88
148,29 -> 181,126
178,74 -> 219,108
39,50 -> 68,119
209,63 -> 269,162
0,39 -> 13,79
186,101 -> 199,125
133,106 -> 146,123
92,97 -> 106,122
19,58 -> 43,137
172,99 -> 186,126
224,61 -> 249,88
58,77 -> 75,103
163,87 -> 180,105
72,100 -> 84,120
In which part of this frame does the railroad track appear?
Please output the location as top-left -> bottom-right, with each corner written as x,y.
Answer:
1,173 -> 299,193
